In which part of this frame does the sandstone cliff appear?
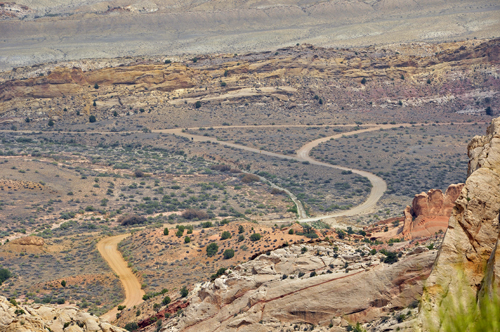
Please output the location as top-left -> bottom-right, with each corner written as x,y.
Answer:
419,117 -> 500,328
0,296 -> 126,332
161,242 -> 436,331
401,184 -> 464,240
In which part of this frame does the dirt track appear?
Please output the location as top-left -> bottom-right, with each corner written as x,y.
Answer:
157,124 -> 391,220
97,234 -> 144,322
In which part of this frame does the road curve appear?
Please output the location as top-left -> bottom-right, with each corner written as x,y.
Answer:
157,124 -> 391,221
97,234 -> 144,322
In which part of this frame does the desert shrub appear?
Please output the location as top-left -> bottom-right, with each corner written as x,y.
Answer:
48,120 -> 54,127
201,221 -> 213,228
180,286 -> 188,297
61,280 -> 66,287
205,242 -> 220,257
310,271 -> 317,277
241,174 -> 260,183
223,249 -> 235,259
184,236 -> 191,243
176,229 -> 183,237
238,225 -> 244,233
163,228 -> 169,236
124,322 -> 139,331
195,101 -> 201,108
382,251 -> 398,264
221,231 -> 231,240
271,188 -> 285,195
89,115 -> 96,123
0,268 -> 11,285
134,170 -> 144,178
211,165 -> 230,172
361,78 -> 367,84
250,233 -> 261,241
182,209 -> 208,220
162,296 -> 171,306
238,235 -> 245,242
298,272 -> 305,278
118,214 -> 147,226
301,247 -> 307,254
336,229 -> 346,239
118,305 -> 126,311
210,267 -> 226,281
288,229 -> 294,235
14,309 -> 25,316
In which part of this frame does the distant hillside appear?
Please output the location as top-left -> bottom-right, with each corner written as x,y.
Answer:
0,0 -> 499,70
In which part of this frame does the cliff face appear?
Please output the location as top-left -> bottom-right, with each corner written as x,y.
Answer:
0,296 -> 126,332
162,243 -> 436,331
420,117 -> 500,326
401,184 -> 464,240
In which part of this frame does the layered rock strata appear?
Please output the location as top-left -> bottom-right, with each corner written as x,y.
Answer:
163,242 -> 436,331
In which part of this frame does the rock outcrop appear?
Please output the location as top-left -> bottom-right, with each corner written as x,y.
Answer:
0,296 -> 126,332
10,236 -> 44,246
401,184 -> 464,240
419,117 -> 500,328
163,242 -> 436,331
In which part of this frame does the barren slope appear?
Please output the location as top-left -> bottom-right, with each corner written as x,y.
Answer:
0,0 -> 499,70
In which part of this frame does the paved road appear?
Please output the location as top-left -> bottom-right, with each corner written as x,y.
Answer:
97,234 -> 144,322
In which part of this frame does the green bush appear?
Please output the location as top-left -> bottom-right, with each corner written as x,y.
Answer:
89,115 -> 96,123
184,236 -> 191,243
238,235 -> 245,242
0,268 -> 11,284
221,231 -> 231,240
180,286 -> 188,297
195,101 -> 202,108
162,296 -> 171,306
124,322 -> 139,331
61,280 -> 66,287
250,233 -> 261,241
163,228 -> 169,236
288,229 -> 294,234
223,249 -> 235,259
206,243 -> 219,257
48,119 -> 54,127
238,225 -> 244,233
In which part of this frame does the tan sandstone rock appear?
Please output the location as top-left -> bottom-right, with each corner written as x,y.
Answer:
162,242 -> 436,331
0,296 -> 126,332
419,117 -> 500,328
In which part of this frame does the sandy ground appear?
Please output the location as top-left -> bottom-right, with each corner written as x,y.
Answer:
97,234 -> 145,323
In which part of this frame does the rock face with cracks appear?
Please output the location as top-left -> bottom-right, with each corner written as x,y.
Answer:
163,243 -> 436,331
402,184 -> 464,240
0,296 -> 126,332
419,116 -> 500,327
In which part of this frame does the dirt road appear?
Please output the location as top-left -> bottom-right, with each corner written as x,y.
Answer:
97,234 -> 144,322
157,124 -> 390,220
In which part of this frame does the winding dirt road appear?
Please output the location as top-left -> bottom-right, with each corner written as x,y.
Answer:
157,124 -> 392,220
97,234 -> 144,322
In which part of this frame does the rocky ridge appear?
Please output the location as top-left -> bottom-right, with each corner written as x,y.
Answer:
0,296 -> 126,332
419,116 -> 500,328
0,38 -> 498,127
161,242 -> 436,331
